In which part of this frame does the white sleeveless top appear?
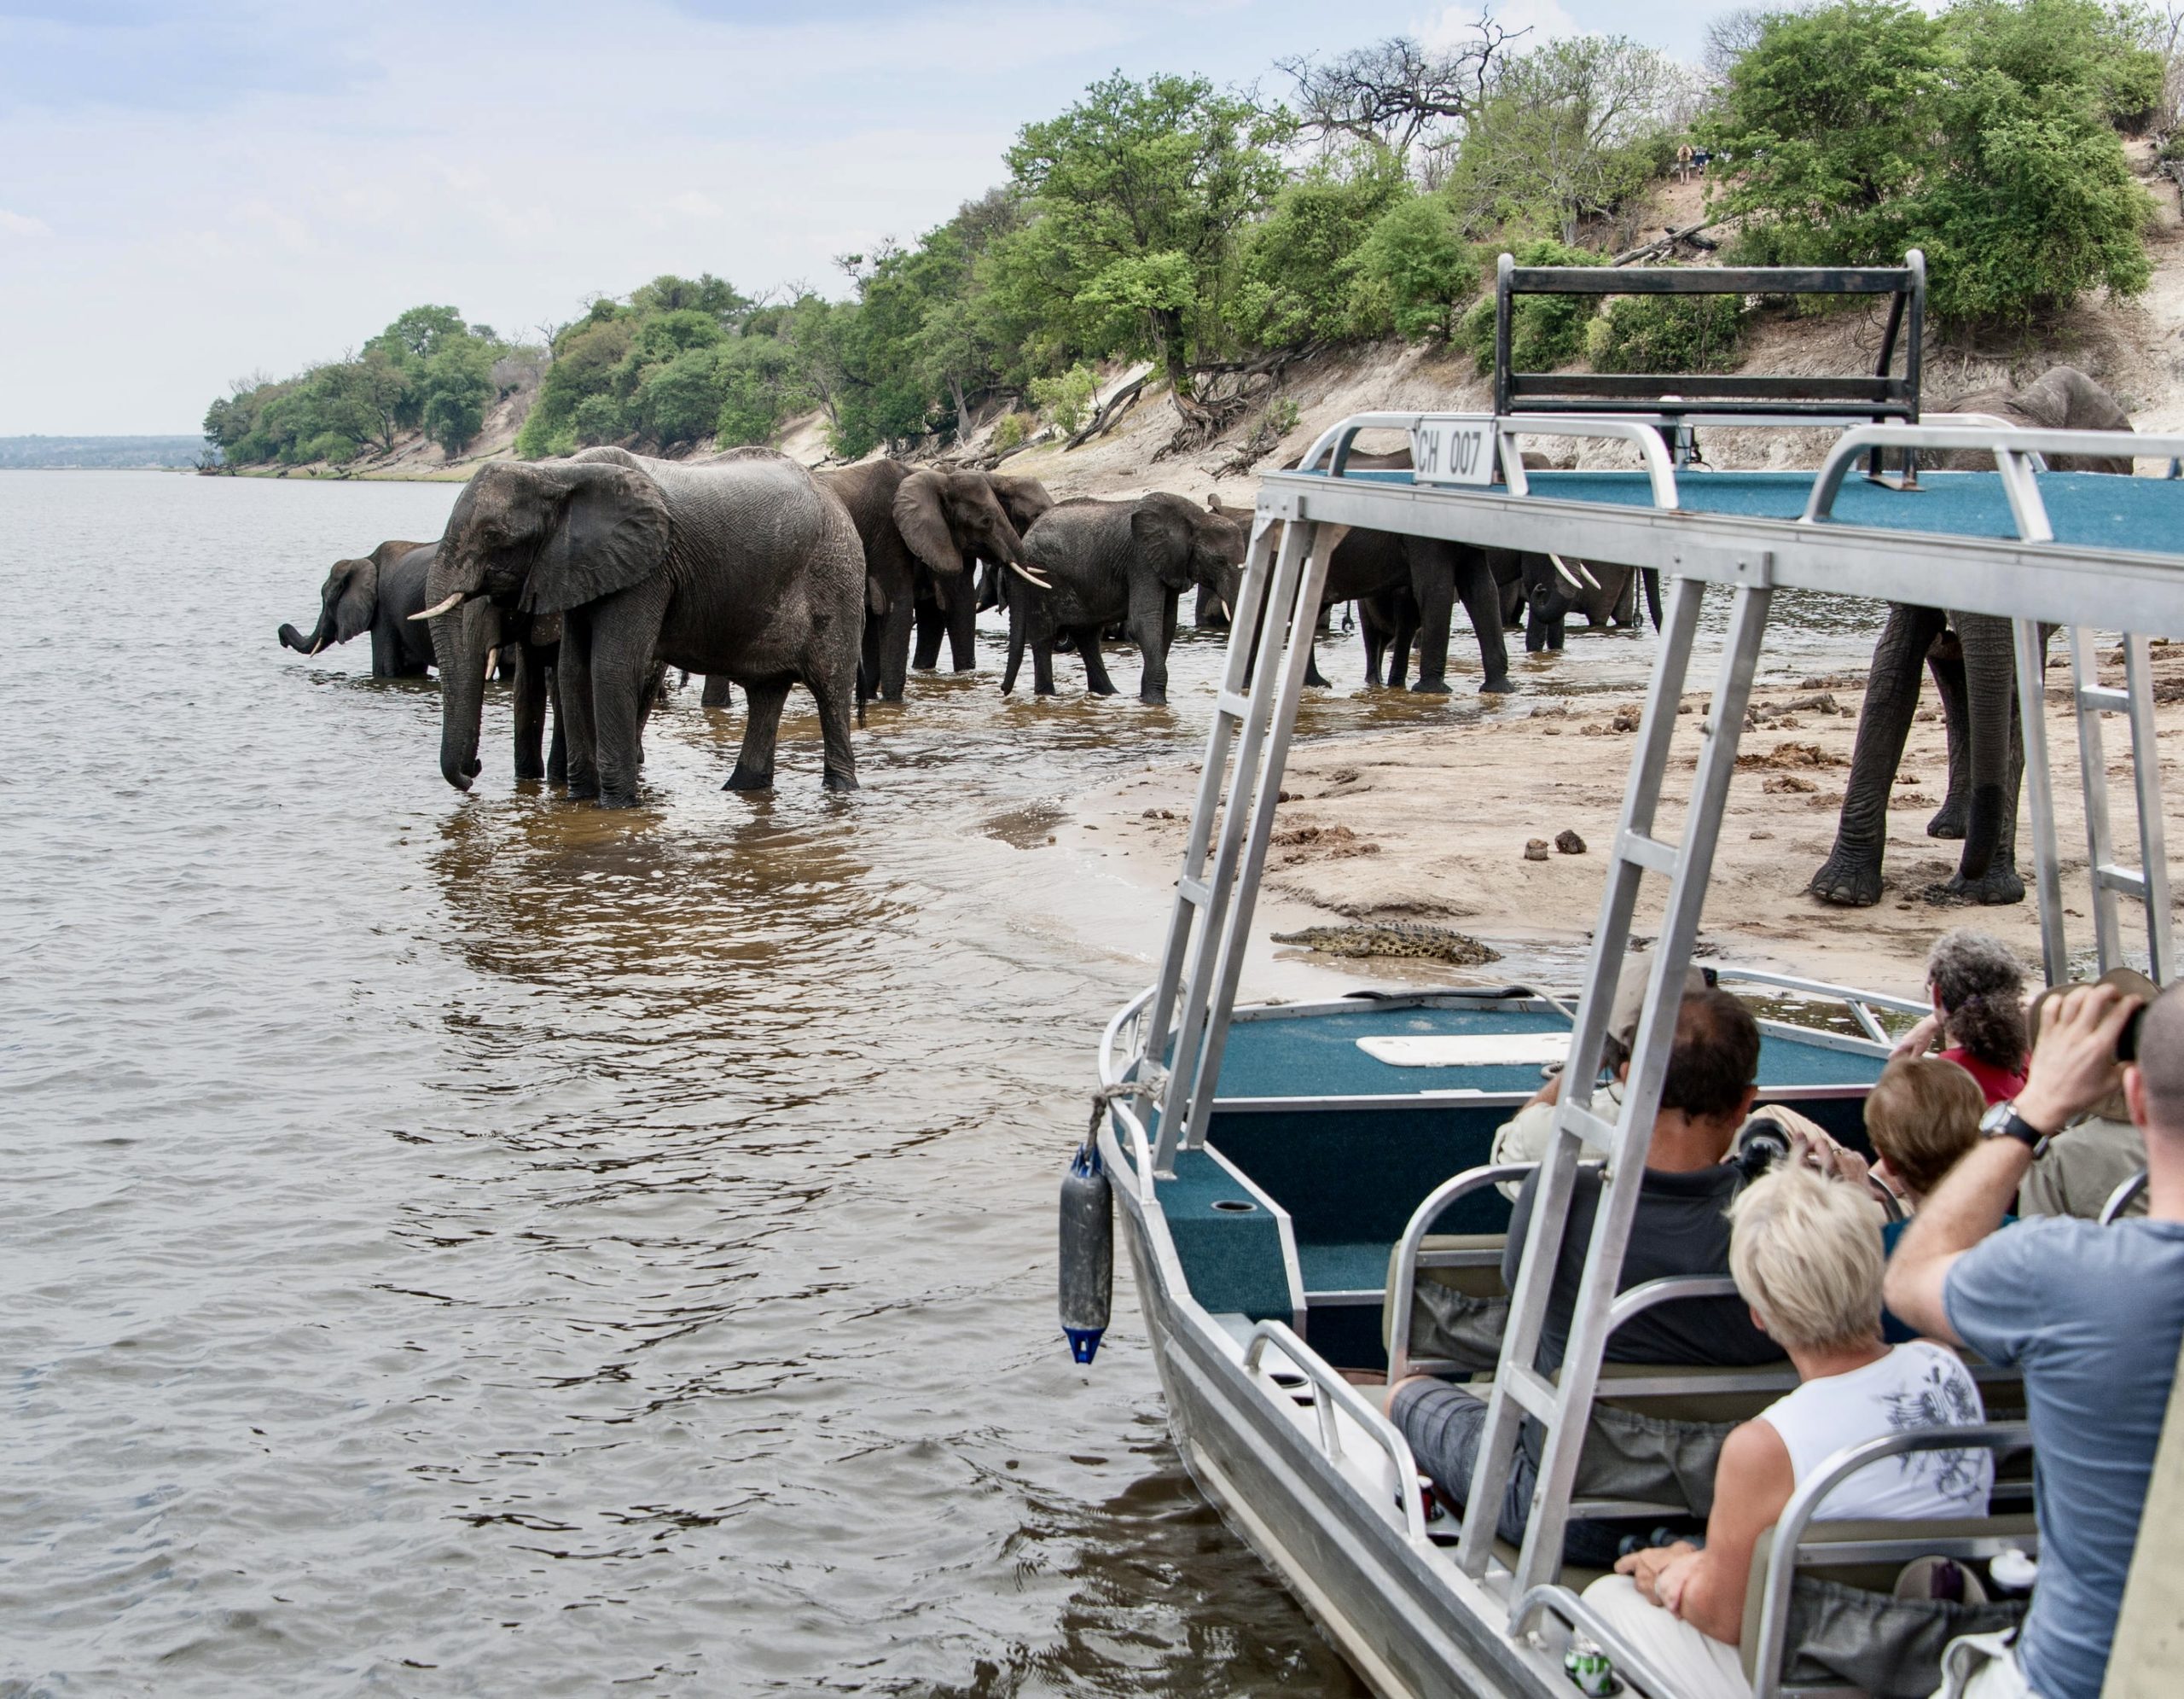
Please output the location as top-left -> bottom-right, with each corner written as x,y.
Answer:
1757,1341 -> 1993,1520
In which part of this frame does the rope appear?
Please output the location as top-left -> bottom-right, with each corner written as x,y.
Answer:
1088,1065 -> 1169,1139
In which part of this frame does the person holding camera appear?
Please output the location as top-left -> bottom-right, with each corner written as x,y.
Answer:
1886,982 -> 2184,1699
2016,968 -> 2158,1220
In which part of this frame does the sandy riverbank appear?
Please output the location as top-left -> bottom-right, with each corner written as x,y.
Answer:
1067,643 -> 2184,1002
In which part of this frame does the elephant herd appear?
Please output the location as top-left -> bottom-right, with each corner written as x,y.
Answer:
277,364 -> 2132,914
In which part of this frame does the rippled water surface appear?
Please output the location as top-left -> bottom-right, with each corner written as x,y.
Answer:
1,472 -> 1881,1696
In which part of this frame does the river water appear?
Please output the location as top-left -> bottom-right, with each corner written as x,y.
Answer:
0,472 -> 1880,1696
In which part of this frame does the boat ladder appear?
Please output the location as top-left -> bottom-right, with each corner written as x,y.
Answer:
1133,491 -> 1332,1173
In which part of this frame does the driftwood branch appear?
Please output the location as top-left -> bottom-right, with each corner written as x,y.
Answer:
1066,374 -> 1148,448
1612,218 -> 1728,267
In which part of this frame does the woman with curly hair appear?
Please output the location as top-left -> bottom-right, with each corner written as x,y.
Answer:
1893,928 -> 2031,1104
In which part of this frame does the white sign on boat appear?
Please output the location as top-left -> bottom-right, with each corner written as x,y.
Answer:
1357,1033 -> 1571,1068
1409,415 -> 1496,486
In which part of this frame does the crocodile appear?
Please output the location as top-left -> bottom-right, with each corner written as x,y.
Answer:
1270,922 -> 1501,965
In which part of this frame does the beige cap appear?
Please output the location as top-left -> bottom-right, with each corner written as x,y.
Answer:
1606,949 -> 1711,1047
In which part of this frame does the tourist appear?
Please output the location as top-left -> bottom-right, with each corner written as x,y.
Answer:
1886,981 -> 2184,1699
1581,1164 -> 1991,1699
1893,930 -> 2030,1103
1387,989 -> 1784,1563
2016,969 -> 2158,1220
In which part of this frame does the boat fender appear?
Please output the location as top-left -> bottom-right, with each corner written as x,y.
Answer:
1059,1137 -> 1113,1365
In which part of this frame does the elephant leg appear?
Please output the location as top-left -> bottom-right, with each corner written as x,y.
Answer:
1361,612 -> 1386,686
1076,626 -> 1119,696
911,593 -> 947,671
701,674 -> 734,710
370,623 -> 398,678
1392,605 -> 1419,689
809,658 -> 861,793
726,679 -> 790,790
1446,548 -> 1507,694
877,594 -> 915,701
557,612 -> 601,801
1407,560 -> 1456,695
512,643 -> 549,782
1033,640 -> 1057,695
1131,593 -> 1172,706
585,601 -> 665,809
1945,612 -> 2026,905
946,580 -> 978,672
1304,640 -> 1331,688
1810,602 -> 1947,906
1925,633 -> 1971,839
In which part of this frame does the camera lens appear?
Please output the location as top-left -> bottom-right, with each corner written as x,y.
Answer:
2119,1004 -> 2146,1065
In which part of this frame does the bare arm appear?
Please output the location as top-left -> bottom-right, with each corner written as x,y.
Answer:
1884,984 -> 2140,1342
1618,1419 -> 1793,1645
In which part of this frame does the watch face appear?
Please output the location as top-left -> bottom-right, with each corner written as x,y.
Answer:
1979,1103 -> 2013,1136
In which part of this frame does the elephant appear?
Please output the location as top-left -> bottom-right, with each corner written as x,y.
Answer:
423,445 -> 865,806
278,538 -> 438,676
1359,585 -> 1420,687
435,598 -> 572,786
1289,449 -> 1512,693
909,474 -> 1055,674
1002,492 -> 1248,704
1499,553 -> 1658,652
816,462 -> 1045,703
1811,367 -> 2133,907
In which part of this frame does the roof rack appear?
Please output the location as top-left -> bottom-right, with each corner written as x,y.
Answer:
1495,250 -> 1926,479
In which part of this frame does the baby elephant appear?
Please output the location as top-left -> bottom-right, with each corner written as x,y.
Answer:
1003,493 -> 1248,704
278,538 -> 439,676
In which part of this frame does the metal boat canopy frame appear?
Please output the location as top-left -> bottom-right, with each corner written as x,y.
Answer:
1117,378 -> 2184,1624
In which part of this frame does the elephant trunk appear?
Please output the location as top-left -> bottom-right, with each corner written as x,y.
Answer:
279,604 -> 334,655
436,600 -> 494,792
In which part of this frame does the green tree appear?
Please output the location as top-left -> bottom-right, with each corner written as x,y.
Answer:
1227,146 -> 1413,346
1002,72 -> 1293,387
1349,195 -> 1480,340
1458,237 -> 1604,373
1443,36 -> 1688,244
1704,0 -> 2152,324
421,340 -> 494,457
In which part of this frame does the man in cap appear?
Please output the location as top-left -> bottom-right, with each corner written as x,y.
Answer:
1387,965 -> 1785,1564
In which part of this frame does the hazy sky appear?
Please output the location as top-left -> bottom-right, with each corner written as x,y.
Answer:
0,0 -> 1712,434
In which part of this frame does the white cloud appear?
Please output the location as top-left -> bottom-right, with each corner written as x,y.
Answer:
0,208 -> 53,238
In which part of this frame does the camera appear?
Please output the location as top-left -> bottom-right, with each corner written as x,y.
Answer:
2117,1003 -> 2150,1064
1731,1116 -> 1792,1182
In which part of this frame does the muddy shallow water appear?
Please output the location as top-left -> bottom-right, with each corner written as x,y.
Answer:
0,472 -> 1879,1696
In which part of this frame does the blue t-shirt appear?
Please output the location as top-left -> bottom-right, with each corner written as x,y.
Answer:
1945,1216 -> 2184,1699
1880,1215 -> 2014,1343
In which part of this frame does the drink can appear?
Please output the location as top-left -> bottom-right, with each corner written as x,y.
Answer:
1564,1635 -> 1619,1696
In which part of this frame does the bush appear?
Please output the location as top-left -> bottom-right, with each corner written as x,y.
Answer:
1703,0 -> 2153,326
1350,197 -> 1481,340
1459,238 -> 1602,374
635,346 -> 728,448
570,393 -> 626,447
990,411 -> 1030,451
1030,363 -> 1100,434
1227,147 -> 1412,346
1587,289 -> 1748,374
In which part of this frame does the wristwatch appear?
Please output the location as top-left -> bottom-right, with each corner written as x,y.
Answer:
1980,1100 -> 2052,1157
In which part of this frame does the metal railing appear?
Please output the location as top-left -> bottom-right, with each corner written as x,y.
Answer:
1748,1424 -> 2035,1699
1513,1583 -> 1687,1699
2102,1167 -> 2151,1225
1243,1320 -> 1432,1545
1386,1162 -> 1538,1384
1710,967 -> 1925,1046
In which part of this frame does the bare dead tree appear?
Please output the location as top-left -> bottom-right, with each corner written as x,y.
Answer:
1276,15 -> 1531,155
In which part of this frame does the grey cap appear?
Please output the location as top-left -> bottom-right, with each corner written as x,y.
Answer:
1606,949 -> 1710,1048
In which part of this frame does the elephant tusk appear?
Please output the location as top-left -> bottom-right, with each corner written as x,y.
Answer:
1219,598 -> 1234,620
1008,561 -> 1052,590
411,591 -> 468,621
484,646 -> 500,680
1548,553 -> 1586,591
1576,560 -> 1601,591
307,637 -> 328,656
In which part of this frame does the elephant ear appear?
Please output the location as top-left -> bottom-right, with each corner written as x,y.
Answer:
1131,494 -> 1199,592
522,463 -> 670,615
332,557 -> 379,643
990,474 -> 1054,533
892,471 -> 961,575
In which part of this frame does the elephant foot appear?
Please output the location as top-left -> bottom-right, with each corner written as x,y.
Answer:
1088,682 -> 1118,697
1139,689 -> 1168,707
1409,678 -> 1453,696
598,791 -> 641,810
1808,851 -> 1885,908
1930,865 -> 2027,906
548,764 -> 569,787
1926,798 -> 1969,841
514,760 -> 545,782
822,769 -> 860,793
1478,675 -> 1513,696
723,766 -> 775,792
567,780 -> 601,801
